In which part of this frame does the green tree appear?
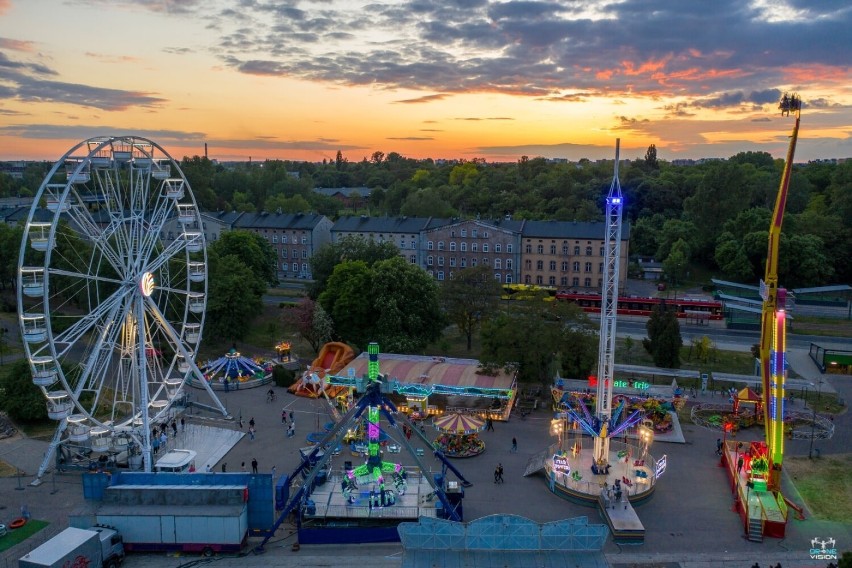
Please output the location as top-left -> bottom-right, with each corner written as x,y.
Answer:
205,255 -> 265,340
644,144 -> 658,169
282,297 -> 333,354
642,303 -> 682,368
439,265 -> 502,351
481,300 -> 595,384
209,230 -> 277,285
319,261 -> 374,348
0,359 -> 48,421
663,239 -> 690,285
0,222 -> 22,290
371,257 -> 444,352
308,235 -> 399,299
319,258 -> 443,352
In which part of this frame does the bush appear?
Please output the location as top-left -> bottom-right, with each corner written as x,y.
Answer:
272,365 -> 297,388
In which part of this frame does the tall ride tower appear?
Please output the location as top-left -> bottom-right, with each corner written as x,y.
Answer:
593,139 -> 624,465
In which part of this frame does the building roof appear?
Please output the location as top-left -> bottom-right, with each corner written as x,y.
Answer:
313,187 -> 372,198
0,206 -> 52,224
203,210 -> 244,226
234,212 -> 328,230
341,352 -> 515,392
521,220 -> 631,240
332,215 -> 450,234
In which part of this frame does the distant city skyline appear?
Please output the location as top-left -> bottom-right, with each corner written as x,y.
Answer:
0,0 -> 850,163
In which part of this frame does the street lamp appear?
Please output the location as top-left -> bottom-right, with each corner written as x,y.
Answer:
550,417 -> 564,451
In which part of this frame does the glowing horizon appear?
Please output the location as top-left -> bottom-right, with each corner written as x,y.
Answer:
1,0 -> 850,164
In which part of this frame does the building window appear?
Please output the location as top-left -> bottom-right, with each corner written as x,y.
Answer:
272,235 -> 278,243
302,263 -> 308,273
494,259 -> 502,269
574,246 -> 580,255
427,241 -> 434,250
410,255 -> 416,264
301,237 -> 307,244
282,263 -> 288,272
302,250 -> 307,258
471,259 -> 477,267
438,256 -> 444,266
536,275 -> 543,284
292,262 -> 298,272
507,244 -> 513,253
460,242 -> 467,252
549,276 -> 556,286
525,275 -> 531,284
506,259 -> 513,269
600,246 -> 605,256
450,257 -> 456,267
536,260 -> 543,270
572,277 -> 579,286
494,273 -> 502,282
561,276 -> 568,286
585,262 -> 592,272
537,244 -> 544,254
427,256 -> 434,266
484,232 -> 489,238
450,242 -> 457,251
525,259 -> 532,270
472,229 -> 478,238
449,272 -> 454,280
471,243 -> 478,252
495,243 -> 502,253
562,245 -> 569,255
461,229 -> 467,237
292,249 -> 298,258
599,262 -> 604,273
482,257 -> 489,265
584,278 -> 592,287
282,235 -> 288,244
586,246 -> 592,256
598,278 -> 603,287
482,243 -> 489,253
460,258 -> 467,268
282,250 -> 287,258
573,261 -> 580,271
549,261 -> 556,271
506,274 -> 513,284
561,261 -> 569,271
428,270 -> 434,277
438,241 -> 445,250
525,244 -> 532,253
550,245 -> 556,254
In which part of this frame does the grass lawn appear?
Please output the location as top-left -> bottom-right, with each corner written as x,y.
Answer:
785,454 -> 852,522
0,459 -> 18,477
0,520 -> 50,553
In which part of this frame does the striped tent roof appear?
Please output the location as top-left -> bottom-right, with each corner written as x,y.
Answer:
432,413 -> 485,435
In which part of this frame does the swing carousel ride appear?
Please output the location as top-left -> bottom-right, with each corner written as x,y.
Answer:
541,140 -> 661,506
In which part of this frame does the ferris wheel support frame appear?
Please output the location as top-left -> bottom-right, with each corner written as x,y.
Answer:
21,136 -> 228,484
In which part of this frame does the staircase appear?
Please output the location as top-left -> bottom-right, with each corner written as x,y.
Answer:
747,517 -> 764,542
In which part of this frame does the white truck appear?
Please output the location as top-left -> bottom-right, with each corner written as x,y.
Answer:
19,526 -> 124,568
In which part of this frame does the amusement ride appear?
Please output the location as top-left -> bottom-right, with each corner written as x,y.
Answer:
17,136 -> 229,483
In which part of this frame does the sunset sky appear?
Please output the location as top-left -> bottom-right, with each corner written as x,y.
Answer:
1,0 -> 850,164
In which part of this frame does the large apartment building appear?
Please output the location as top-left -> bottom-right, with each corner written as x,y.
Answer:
235,212 -> 333,281
420,219 -> 523,283
520,220 -> 630,291
331,216 -> 450,265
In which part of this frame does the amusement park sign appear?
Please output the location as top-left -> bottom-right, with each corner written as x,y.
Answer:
552,454 -> 570,474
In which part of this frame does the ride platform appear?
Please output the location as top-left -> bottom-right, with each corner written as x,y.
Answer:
597,493 -> 645,544
721,443 -> 788,540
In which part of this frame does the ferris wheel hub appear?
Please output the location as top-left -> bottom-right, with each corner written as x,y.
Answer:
140,272 -> 155,297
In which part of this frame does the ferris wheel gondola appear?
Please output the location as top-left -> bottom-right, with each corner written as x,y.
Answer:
16,136 -> 228,482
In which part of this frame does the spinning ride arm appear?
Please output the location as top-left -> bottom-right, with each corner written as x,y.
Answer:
759,93 -> 801,492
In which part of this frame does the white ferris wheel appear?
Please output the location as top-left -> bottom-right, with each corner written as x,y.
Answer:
16,136 -> 228,480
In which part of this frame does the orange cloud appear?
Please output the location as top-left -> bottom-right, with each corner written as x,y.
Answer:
782,64 -> 850,87
0,37 -> 36,52
0,0 -> 9,15
621,57 -> 670,76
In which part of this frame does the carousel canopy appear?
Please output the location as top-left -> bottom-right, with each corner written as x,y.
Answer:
432,412 -> 485,435
203,349 -> 269,380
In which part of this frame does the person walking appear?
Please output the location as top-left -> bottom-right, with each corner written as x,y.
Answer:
282,409 -> 287,424
716,438 -> 723,455
249,426 -> 256,441
251,458 -> 258,474
287,422 -> 295,438
221,463 -> 227,473
271,465 -> 277,479
289,410 -> 294,423
494,465 -> 499,483
511,437 -> 517,453
497,463 -> 504,483
249,417 -> 255,430
160,431 -> 168,451
180,417 -> 185,431
171,420 -> 177,437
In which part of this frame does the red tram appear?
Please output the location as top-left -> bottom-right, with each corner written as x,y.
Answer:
555,290 -> 723,320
